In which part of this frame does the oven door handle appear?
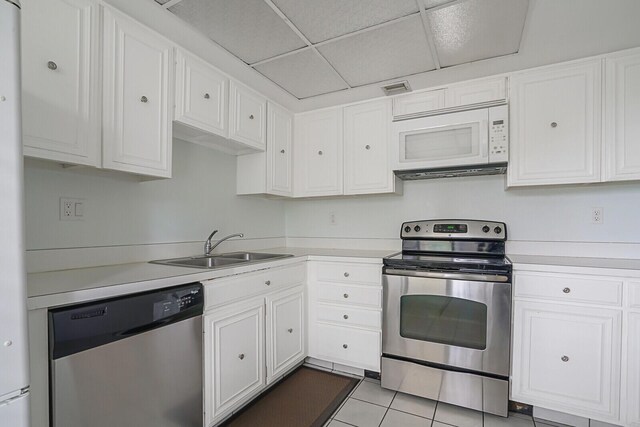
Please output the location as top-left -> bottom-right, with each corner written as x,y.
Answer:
384,268 -> 510,283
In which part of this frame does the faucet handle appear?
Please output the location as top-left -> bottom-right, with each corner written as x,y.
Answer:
206,229 -> 219,241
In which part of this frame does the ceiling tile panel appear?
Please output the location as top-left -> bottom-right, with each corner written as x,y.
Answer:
168,0 -> 306,64
271,0 -> 419,43
254,50 -> 349,99
318,16 -> 436,87
426,0 -> 529,67
422,0 -> 457,10
154,0 -> 172,5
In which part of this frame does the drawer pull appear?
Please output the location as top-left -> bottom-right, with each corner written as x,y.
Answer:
287,328 -> 293,333
265,280 -> 271,286
344,272 -> 350,278
342,344 -> 348,349
204,93 -> 210,99
343,293 -> 349,299
343,314 -> 349,320
365,145 -> 371,150
318,150 -> 323,156
249,114 -> 254,120
561,355 -> 569,362
550,121 -> 558,128
280,149 -> 285,154
563,287 -> 571,294
238,353 -> 245,360
47,61 -> 58,70
140,96 -> 148,103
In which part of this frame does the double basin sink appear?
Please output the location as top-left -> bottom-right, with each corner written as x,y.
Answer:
151,252 -> 293,269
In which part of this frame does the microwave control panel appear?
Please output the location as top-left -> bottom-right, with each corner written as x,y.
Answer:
489,105 -> 508,163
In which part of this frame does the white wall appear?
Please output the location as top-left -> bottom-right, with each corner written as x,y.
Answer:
284,175 -> 640,244
24,139 -> 286,250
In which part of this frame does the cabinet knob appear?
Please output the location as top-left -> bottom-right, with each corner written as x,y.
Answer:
280,149 -> 285,154
238,353 -> 245,360
204,93 -> 210,99
47,61 -> 58,71
343,314 -> 349,320
318,150 -> 323,156
140,96 -> 148,103
561,355 -> 569,362
287,328 -> 293,333
342,344 -> 348,349
550,122 -> 558,128
365,145 -> 371,150
563,287 -> 571,294
265,280 -> 271,286
343,293 -> 349,299
344,272 -> 350,277
249,114 -> 254,120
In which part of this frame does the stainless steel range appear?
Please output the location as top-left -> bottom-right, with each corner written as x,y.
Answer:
381,219 -> 512,417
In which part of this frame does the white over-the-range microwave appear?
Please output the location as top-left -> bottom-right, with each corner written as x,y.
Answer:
392,105 -> 508,179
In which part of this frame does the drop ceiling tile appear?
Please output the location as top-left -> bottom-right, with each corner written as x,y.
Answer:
318,16 -> 436,87
426,0 -> 529,67
155,0 -> 171,5
168,0 -> 307,64
271,0 -> 419,43
423,0 -> 457,10
254,50 -> 348,99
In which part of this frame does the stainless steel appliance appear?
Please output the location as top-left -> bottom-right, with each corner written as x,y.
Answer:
0,1 -> 30,425
49,283 -> 204,427
382,219 -> 511,416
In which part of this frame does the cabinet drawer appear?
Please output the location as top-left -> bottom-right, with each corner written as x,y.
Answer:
629,281 -> 640,309
314,323 -> 381,371
514,272 -> 622,306
205,263 -> 305,309
316,283 -> 381,308
314,262 -> 381,285
316,303 -> 381,329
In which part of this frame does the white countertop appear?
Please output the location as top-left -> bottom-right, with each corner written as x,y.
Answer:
509,254 -> 640,276
26,247 -> 393,310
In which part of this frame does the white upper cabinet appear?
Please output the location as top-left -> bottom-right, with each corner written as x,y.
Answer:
508,60 -> 602,186
392,89 -> 445,119
344,99 -> 397,195
446,77 -> 507,108
102,7 -> 174,178
605,50 -> 640,182
21,0 -> 100,166
174,48 -> 228,139
267,102 -> 294,196
229,81 -> 267,151
294,108 -> 343,197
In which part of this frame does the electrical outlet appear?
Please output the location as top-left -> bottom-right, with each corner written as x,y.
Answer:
591,207 -> 604,224
329,212 -> 337,225
60,197 -> 85,221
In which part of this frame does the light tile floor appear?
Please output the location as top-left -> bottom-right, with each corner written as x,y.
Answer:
325,377 -> 541,427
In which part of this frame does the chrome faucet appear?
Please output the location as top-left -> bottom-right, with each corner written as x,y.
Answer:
204,230 -> 244,255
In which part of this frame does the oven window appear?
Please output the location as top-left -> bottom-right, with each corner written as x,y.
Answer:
400,295 -> 487,350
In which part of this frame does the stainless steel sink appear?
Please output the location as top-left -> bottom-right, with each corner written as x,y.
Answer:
150,252 -> 293,269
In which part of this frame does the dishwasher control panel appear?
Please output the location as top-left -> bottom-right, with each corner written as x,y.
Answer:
153,286 -> 202,320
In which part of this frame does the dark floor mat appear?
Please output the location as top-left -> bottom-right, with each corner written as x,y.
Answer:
221,366 -> 359,427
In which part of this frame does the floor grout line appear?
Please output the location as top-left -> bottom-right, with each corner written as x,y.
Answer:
376,390 -> 396,427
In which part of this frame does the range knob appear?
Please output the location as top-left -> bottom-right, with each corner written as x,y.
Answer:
494,226 -> 503,234
404,226 -> 411,233
414,225 -> 421,232
482,225 -> 490,233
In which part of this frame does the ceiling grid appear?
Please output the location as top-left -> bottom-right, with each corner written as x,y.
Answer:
157,0 -> 529,99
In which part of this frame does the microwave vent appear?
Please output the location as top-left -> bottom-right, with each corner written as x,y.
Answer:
394,163 -> 508,181
382,81 -> 412,96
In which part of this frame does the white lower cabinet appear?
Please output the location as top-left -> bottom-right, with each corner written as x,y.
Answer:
627,311 -> 640,427
266,286 -> 305,383
204,297 -> 265,426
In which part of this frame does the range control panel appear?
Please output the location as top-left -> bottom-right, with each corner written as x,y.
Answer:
489,105 -> 508,163
401,219 -> 507,240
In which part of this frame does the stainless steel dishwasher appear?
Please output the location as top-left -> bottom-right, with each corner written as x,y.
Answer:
49,282 -> 204,427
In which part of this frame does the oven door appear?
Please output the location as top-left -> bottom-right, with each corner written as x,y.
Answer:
382,270 -> 511,377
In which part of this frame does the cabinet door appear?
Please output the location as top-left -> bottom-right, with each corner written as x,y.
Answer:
21,0 -> 100,166
627,312 -> 640,427
344,100 -> 395,195
392,89 -> 445,119
509,60 -> 602,186
267,102 -> 293,196
266,286 -> 305,383
204,299 -> 265,426
605,52 -> 640,182
512,301 -> 621,421
294,108 -> 343,197
102,7 -> 173,178
446,77 -> 507,108
175,49 -> 228,138
229,81 -> 266,150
